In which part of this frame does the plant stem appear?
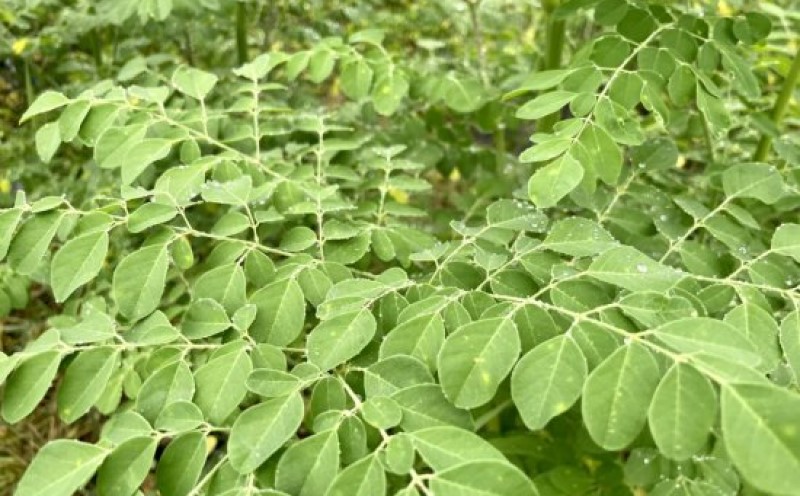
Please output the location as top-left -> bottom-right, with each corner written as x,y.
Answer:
494,124 -> 506,173
183,27 -> 195,66
753,45 -> 800,162
91,29 -> 103,76
467,0 -> 488,86
236,0 -> 248,65
701,113 -> 715,164
537,1 -> 565,133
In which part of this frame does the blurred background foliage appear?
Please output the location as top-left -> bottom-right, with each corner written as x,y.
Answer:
0,0 -> 798,494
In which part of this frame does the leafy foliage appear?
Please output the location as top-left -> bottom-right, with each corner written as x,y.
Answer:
2,0 -> 800,495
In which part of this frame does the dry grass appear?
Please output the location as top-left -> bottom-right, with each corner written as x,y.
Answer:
0,389 -> 102,496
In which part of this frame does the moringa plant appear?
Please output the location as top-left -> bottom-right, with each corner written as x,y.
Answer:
2,1 -> 800,495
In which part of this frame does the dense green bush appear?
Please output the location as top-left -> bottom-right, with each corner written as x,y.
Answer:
1,0 -> 800,495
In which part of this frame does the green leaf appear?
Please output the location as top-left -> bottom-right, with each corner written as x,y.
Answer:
519,138 -> 571,163
608,72 -> 643,109
437,318 -> 520,409
1,351 -> 62,423
667,65 -> 695,106
361,396 -> 402,429
194,347 -> 252,424
724,302 -> 781,370
410,426 -> 505,471
588,246 -> 684,292
308,46 -> 337,83
15,440 -> 108,496
154,401 -> 204,432
172,65 -> 218,100
135,360 -> 195,423
721,384 -> 800,495
126,311 -> 180,345
382,432 -> 415,474
630,138 -> 679,170
96,436 -> 158,496
58,100 -> 91,142
511,335 -> 587,430
228,392 -> 305,473
485,199 -> 548,232
582,342 -> 661,450
516,91 -> 577,120
0,352 -> 17,386
121,138 -> 172,185
364,356 -> 434,398
95,125 -> 147,169
249,278 -> 306,345
113,244 -> 169,321
297,267 -> 333,306
181,298 -> 230,339
194,263 -> 247,315
528,153 -> 584,208
247,368 -> 303,397
722,163 -> 785,204
8,212 -> 64,276
127,203 -> 178,233
325,454 -> 386,496
654,317 -> 762,367
58,347 -> 119,423
578,124 -> 622,184
392,384 -> 473,431
780,311 -> 800,382
308,309 -> 377,371
696,85 -> 730,133
507,69 -> 572,97
380,313 -> 445,372
772,224 -> 800,263
35,122 -> 61,163
51,231 -> 109,302
0,208 -> 23,261
280,226 -> 317,252
541,217 -> 617,256
618,292 -> 695,328
371,69 -> 409,116
79,104 -> 120,145
276,431 -> 340,496
442,75 -> 485,113
341,58 -> 374,100
201,176 -> 253,205
337,415 -> 368,464
100,411 -> 152,446
718,45 -> 760,100
429,460 -> 539,496
20,90 -> 71,123
156,431 -> 207,496
648,363 -> 717,461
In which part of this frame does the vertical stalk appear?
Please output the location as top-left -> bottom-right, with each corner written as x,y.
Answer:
701,114 -> 715,164
494,125 -> 507,173
91,29 -> 103,77
537,1 -> 565,133
23,60 -> 34,110
183,28 -> 195,66
236,1 -> 248,65
22,59 -> 37,128
467,0 -> 488,86
753,46 -> 800,162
